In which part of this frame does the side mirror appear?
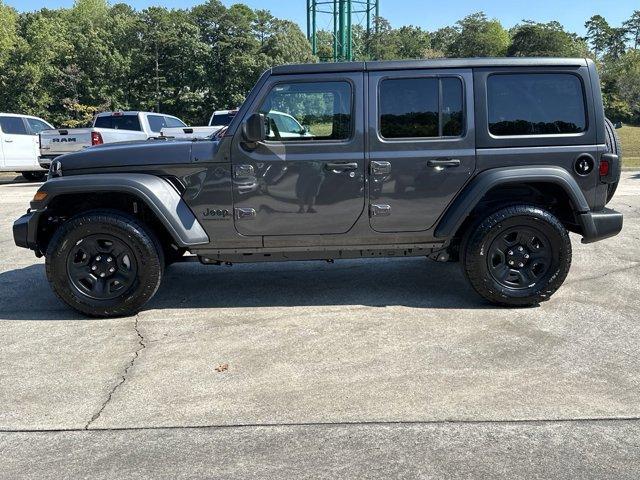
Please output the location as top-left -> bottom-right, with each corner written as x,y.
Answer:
242,113 -> 266,143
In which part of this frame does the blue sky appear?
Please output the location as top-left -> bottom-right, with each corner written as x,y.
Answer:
6,0 -> 639,35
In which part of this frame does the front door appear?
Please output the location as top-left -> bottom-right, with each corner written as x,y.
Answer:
230,73 -> 365,236
0,116 -> 38,170
367,69 -> 476,232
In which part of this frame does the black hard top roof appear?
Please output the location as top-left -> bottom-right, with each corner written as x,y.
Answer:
271,57 -> 590,75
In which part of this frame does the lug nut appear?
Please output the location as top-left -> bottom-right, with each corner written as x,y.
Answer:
114,280 -> 119,285
99,273 -> 106,278
508,250 -> 513,255
96,256 -> 101,261
107,257 -> 112,263
518,262 -> 524,268
508,260 -> 514,266
91,265 -> 97,271
109,267 -> 115,273
518,246 -> 524,252
524,254 -> 530,259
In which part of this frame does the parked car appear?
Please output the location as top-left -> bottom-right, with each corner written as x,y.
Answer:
14,58 -> 623,317
39,111 -> 187,167
0,113 -> 53,181
160,108 -> 240,139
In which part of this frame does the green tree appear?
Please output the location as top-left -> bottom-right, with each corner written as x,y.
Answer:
624,10 -> 640,49
508,21 -> 589,57
449,12 -> 510,57
394,25 -> 431,59
585,15 -> 611,58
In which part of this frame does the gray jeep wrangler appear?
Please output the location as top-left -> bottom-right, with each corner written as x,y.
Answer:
14,58 -> 623,317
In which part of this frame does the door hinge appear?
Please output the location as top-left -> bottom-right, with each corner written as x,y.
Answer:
235,207 -> 256,220
370,204 -> 391,217
370,161 -> 391,175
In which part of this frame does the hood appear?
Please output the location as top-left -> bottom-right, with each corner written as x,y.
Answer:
56,138 -> 220,172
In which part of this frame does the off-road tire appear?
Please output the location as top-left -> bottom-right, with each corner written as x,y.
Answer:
462,205 -> 572,307
21,171 -> 46,182
45,210 -> 164,317
604,117 -> 622,203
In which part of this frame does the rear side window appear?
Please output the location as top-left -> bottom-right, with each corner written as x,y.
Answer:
210,112 -> 237,126
146,115 -> 165,133
164,116 -> 186,128
488,74 -> 586,136
26,118 -> 52,134
94,115 -> 142,131
379,77 -> 464,139
0,116 -> 28,135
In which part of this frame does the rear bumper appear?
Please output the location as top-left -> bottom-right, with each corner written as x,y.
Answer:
578,208 -> 623,244
13,210 -> 42,251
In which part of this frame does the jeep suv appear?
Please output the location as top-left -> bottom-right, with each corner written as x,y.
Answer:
13,58 -> 623,317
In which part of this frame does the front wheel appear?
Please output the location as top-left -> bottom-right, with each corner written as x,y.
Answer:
462,205 -> 572,307
46,210 -> 164,317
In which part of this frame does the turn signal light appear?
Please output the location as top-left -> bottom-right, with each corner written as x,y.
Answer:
91,131 -> 103,146
599,159 -> 610,176
32,191 -> 48,202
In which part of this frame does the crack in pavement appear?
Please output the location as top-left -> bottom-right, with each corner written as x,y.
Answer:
84,315 -> 146,430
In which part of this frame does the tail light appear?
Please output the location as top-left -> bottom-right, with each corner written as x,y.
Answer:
599,158 -> 610,177
91,131 -> 103,145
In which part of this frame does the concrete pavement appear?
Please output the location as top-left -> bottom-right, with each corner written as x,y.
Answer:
1,171 -> 639,478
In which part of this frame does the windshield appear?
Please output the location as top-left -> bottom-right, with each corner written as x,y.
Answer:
94,115 -> 142,131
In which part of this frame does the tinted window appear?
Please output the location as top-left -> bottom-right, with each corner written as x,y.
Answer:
210,113 -> 236,126
379,77 -> 464,138
26,118 -> 52,134
488,74 -> 586,136
259,81 -> 352,141
147,115 -> 167,133
94,115 -> 142,131
165,116 -> 186,128
0,116 -> 28,135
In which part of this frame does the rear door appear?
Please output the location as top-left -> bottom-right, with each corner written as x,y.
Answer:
230,73 -> 365,236
0,116 -> 38,169
367,69 -> 476,232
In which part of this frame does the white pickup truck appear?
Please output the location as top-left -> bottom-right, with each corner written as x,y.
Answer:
39,111 -> 187,167
160,108 -> 239,139
0,113 -> 54,181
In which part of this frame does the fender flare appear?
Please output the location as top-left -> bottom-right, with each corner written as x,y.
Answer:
434,166 -> 590,239
33,174 -> 209,247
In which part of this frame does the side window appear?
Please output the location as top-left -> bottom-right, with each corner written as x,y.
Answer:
0,116 -> 28,135
488,73 -> 586,136
164,116 -> 186,128
147,115 -> 167,133
26,118 -> 52,134
379,77 -> 464,139
258,81 -> 352,141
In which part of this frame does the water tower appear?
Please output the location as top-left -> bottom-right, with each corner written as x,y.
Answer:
306,0 -> 380,61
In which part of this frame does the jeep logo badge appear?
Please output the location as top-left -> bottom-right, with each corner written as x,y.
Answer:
203,208 -> 230,219
574,156 -> 594,176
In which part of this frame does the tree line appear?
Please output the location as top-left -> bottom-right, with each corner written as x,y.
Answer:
0,0 -> 638,127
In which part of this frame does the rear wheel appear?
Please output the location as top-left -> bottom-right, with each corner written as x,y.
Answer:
604,117 -> 622,203
21,171 -> 46,182
46,210 -> 164,317
462,205 -> 572,307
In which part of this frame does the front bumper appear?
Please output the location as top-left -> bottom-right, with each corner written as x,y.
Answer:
578,208 -> 623,244
13,210 -> 42,251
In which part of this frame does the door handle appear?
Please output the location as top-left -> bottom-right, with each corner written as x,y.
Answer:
4,139 -> 13,143
427,158 -> 461,168
325,162 -> 358,172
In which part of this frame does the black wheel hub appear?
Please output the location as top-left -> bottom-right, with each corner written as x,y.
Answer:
487,227 -> 552,290
66,234 -> 138,300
